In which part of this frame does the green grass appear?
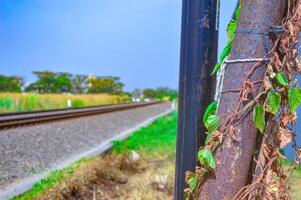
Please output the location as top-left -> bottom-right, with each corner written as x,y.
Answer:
72,99 -> 85,108
112,112 -> 177,155
14,112 -> 177,200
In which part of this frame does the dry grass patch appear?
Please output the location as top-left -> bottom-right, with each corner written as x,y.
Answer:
30,152 -> 174,200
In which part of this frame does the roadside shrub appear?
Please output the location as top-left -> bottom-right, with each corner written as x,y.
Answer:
72,99 -> 85,108
0,98 -> 15,112
18,94 -> 40,111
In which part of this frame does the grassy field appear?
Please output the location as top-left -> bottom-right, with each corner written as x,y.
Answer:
0,93 -> 131,113
13,112 -> 301,199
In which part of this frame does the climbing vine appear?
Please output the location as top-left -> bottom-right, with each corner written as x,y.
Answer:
211,4 -> 241,75
185,0 -> 301,199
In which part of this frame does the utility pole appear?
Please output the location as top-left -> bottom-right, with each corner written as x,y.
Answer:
174,0 -> 219,199
199,0 -> 285,199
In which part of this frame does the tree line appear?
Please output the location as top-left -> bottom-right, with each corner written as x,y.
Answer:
0,71 -> 125,94
132,87 -> 178,101
0,71 -> 178,100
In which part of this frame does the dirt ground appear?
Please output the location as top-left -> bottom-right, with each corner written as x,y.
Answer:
35,152 -> 175,200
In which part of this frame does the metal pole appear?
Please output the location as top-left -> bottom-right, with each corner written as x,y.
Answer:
174,0 -> 219,199
198,0 -> 285,199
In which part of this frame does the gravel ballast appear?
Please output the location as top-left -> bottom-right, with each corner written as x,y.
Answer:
0,102 -> 172,197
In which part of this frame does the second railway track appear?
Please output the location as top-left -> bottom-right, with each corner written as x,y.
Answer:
0,101 -> 161,129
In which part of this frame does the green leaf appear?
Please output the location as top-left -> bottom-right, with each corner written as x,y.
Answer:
205,132 -> 212,145
211,63 -> 221,75
188,174 -> 197,191
253,105 -> 266,134
288,87 -> 301,112
211,4 -> 240,76
275,72 -> 289,87
265,91 -> 281,115
211,41 -> 232,75
227,19 -> 237,40
198,149 -> 216,169
234,5 -> 241,20
203,101 -> 217,123
204,115 -> 220,133
219,40 -> 232,63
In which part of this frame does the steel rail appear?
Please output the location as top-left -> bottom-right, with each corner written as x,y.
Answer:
0,101 -> 161,129
0,102 -> 147,117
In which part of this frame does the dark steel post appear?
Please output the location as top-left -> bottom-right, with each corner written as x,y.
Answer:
174,0 -> 219,199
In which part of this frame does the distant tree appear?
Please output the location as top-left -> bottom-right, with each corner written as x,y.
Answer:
56,72 -> 73,93
25,71 -> 56,93
136,87 -> 178,101
155,87 -> 178,100
0,75 -> 24,92
143,88 -> 157,99
131,88 -> 143,99
72,75 -> 88,94
25,71 -> 72,93
88,76 -> 124,94
123,92 -> 132,97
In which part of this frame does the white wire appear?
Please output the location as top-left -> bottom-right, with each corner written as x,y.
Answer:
224,58 -> 270,64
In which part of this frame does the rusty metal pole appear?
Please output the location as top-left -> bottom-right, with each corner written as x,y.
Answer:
175,0 -> 219,199
199,0 -> 285,199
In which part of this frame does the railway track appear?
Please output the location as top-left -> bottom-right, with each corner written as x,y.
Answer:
0,102 -> 172,199
0,101 -> 161,129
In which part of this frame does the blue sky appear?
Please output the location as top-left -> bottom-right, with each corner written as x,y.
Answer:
0,0 -> 237,91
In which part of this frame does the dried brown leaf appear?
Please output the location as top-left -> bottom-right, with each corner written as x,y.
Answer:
287,21 -> 295,36
185,171 -> 193,183
241,81 -> 253,101
263,144 -> 271,159
278,127 -> 293,148
212,131 -> 223,144
271,53 -> 282,71
265,169 -> 273,185
195,166 -> 201,174
263,76 -> 272,91
267,180 -> 279,195
281,115 -> 291,127
229,125 -> 239,142
292,49 -> 298,60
